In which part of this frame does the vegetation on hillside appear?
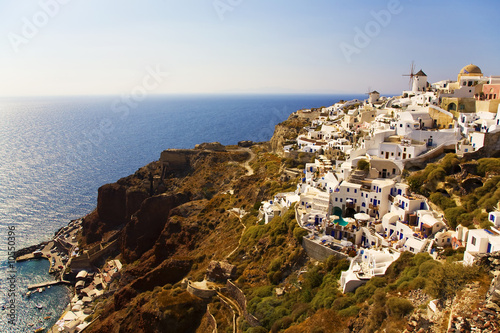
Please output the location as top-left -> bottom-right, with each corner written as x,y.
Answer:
405,153 -> 499,230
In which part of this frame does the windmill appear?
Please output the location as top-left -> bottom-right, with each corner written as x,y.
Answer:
402,61 -> 416,90
365,86 -> 372,97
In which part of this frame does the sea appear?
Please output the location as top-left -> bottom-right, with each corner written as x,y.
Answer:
0,93 -> 364,332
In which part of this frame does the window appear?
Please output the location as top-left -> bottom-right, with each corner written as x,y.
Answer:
391,152 -> 394,156
471,236 -> 476,246
408,154 -> 412,158
410,247 -> 414,252
347,188 -> 350,192
398,152 -> 401,156
335,198 -> 338,202
400,124 -> 403,127
404,148 -> 407,152
340,199 -> 342,202
393,168 -> 396,174
354,189 -> 357,193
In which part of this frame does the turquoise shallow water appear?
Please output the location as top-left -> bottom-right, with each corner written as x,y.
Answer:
0,94 -> 363,332
1,259 -> 70,332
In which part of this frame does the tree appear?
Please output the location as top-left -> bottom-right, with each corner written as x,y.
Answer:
357,159 -> 370,171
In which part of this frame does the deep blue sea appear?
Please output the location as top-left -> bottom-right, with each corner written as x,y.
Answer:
0,94 -> 363,332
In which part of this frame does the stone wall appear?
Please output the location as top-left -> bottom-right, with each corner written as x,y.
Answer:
225,280 -> 260,327
463,130 -> 500,160
206,306 -> 218,333
302,237 -> 349,261
403,143 -> 454,169
186,282 -> 217,299
160,149 -> 190,176
89,239 -> 119,265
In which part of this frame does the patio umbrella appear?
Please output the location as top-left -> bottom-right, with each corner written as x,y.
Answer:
354,213 -> 371,221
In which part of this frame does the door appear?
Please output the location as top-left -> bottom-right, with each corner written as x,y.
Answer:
403,153 -> 406,159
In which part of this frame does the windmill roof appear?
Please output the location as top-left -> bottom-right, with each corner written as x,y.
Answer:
370,90 -> 380,94
415,70 -> 427,76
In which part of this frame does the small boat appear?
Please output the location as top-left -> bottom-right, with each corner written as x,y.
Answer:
26,291 -> 32,297
43,316 -> 51,320
34,328 -> 44,333
35,303 -> 43,309
28,322 -> 34,326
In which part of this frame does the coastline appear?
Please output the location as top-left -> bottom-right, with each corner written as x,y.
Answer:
15,219 -> 84,332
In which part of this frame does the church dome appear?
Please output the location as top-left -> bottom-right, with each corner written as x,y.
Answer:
459,64 -> 482,75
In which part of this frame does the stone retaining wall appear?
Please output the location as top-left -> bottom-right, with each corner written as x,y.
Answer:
225,280 -> 260,327
206,306 -> 218,333
302,237 -> 349,261
186,282 -> 217,299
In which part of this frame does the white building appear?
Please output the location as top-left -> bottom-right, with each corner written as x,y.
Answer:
464,228 -> 500,264
340,248 -> 400,293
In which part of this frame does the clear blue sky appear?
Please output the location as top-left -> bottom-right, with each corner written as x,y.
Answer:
1,0 -> 499,96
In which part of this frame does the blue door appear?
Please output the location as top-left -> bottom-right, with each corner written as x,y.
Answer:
487,242 -> 492,253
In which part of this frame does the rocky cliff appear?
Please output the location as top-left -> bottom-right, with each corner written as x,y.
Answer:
79,119 -> 500,333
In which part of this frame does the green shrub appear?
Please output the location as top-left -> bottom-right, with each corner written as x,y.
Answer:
293,227 -> 309,243
444,206 -> 467,229
477,158 -> 500,176
332,296 -> 356,310
429,193 -> 456,210
338,305 -> 361,317
357,159 -> 370,171
386,297 -> 414,318
408,276 -> 426,290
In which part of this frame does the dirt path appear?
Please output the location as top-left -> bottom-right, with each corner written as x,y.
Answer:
230,147 -> 255,176
226,209 -> 247,259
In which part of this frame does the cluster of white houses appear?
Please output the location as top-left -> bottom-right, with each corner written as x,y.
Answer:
260,64 -> 500,292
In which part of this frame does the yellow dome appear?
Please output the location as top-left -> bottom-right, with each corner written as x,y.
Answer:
459,64 -> 482,75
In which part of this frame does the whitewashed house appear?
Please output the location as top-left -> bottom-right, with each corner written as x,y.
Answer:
464,228 -> 500,264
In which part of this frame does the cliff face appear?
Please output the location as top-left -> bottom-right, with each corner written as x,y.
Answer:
82,147 -> 262,332
120,193 -> 188,263
269,114 -> 311,154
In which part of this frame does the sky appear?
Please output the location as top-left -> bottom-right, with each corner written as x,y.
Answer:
0,0 -> 499,97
